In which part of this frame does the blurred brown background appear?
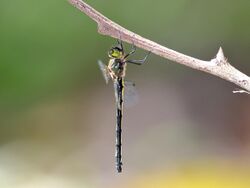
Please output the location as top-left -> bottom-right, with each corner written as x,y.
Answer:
0,0 -> 250,187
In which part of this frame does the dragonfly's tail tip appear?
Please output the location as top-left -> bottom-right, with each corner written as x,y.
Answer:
117,166 -> 122,173
116,162 -> 123,173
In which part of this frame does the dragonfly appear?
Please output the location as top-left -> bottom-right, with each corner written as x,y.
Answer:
98,39 -> 150,173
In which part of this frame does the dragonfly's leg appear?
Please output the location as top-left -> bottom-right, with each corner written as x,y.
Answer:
126,51 -> 151,65
117,38 -> 124,52
124,44 -> 136,59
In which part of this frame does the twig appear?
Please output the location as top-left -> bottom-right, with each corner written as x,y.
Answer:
68,0 -> 250,93
233,89 -> 250,95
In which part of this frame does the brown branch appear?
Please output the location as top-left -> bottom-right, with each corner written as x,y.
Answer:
68,0 -> 250,93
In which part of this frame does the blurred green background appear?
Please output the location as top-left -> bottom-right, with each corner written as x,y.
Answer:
0,0 -> 250,187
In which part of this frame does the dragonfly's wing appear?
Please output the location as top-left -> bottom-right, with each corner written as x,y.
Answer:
98,60 -> 110,84
124,81 -> 138,108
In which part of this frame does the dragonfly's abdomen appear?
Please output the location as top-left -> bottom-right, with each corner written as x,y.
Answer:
114,78 -> 124,172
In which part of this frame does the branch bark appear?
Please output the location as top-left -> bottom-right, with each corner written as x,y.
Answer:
68,0 -> 250,93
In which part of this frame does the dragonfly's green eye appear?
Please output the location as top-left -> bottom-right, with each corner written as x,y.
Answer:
108,47 -> 123,58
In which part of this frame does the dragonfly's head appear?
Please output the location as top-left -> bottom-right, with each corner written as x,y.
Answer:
108,46 -> 123,59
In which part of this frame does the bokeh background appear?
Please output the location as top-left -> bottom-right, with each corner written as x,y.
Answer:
0,0 -> 250,187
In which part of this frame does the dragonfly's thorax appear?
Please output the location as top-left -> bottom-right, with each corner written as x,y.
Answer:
108,58 -> 126,79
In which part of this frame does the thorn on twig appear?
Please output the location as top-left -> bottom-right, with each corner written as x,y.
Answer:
215,47 -> 228,65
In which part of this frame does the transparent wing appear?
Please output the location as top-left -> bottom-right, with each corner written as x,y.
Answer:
98,60 -> 111,84
124,81 -> 138,108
